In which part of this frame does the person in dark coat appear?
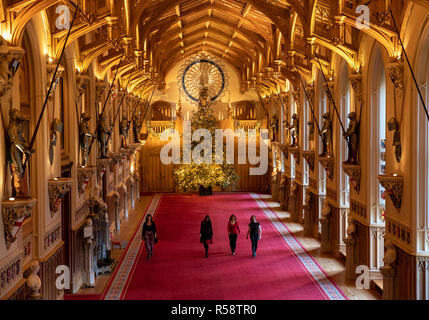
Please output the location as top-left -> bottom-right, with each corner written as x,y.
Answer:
142,214 -> 157,260
200,215 -> 213,258
246,215 -> 262,258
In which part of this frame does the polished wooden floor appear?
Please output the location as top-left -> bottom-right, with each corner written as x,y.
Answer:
78,193 -> 380,300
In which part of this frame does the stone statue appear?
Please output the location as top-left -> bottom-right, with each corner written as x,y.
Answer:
305,189 -> 312,206
79,113 -> 94,167
320,112 -> 332,157
133,114 -> 143,142
7,108 -> 34,196
343,112 -> 359,164
346,215 -> 356,239
321,199 -> 331,219
290,181 -> 297,195
26,261 -> 41,300
388,117 -> 401,163
308,120 -> 315,151
290,113 -> 299,147
97,115 -> 112,159
383,239 -> 397,267
119,117 -> 130,148
308,120 -> 315,141
270,114 -> 279,142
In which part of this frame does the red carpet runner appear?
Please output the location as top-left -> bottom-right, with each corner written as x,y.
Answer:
102,193 -> 347,300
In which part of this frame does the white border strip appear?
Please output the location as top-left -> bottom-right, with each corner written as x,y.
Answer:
104,194 -> 162,300
250,193 -> 347,300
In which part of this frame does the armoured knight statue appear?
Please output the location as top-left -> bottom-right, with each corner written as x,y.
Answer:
290,113 -> 299,147
133,113 -> 143,142
7,108 -> 34,196
320,112 -> 332,157
343,112 -> 359,164
79,112 -> 94,167
270,114 -> 279,142
97,115 -> 112,159
120,117 -> 130,148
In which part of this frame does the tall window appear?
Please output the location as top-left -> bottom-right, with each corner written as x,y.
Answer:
318,72 -> 327,194
340,65 -> 350,207
303,93 -> 309,185
372,49 -> 387,210
369,47 -> 387,223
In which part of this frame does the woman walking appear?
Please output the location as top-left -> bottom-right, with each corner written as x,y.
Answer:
246,215 -> 262,258
142,214 -> 157,260
200,215 -> 213,258
227,215 -> 240,255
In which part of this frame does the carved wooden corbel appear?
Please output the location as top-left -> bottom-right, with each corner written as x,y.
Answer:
77,166 -> 96,194
302,151 -> 315,171
350,72 -> 363,102
48,178 -> 72,216
287,146 -> 301,165
1,198 -> 36,249
96,158 -> 112,178
342,163 -> 361,192
319,156 -> 334,180
386,62 -> 404,94
378,174 -> 403,210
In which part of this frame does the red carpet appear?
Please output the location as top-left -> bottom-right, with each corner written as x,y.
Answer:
103,193 -> 347,300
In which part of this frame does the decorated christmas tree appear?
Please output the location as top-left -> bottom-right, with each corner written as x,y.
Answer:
174,93 -> 238,192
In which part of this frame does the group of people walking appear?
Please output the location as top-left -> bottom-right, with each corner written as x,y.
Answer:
141,213 -> 262,260
200,215 -> 262,258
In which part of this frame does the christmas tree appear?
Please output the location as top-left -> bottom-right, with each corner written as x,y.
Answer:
174,100 -> 238,192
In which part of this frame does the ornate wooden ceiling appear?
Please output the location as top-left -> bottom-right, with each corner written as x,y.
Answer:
0,0 -> 408,98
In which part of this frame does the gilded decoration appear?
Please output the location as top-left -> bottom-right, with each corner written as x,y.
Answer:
48,178 -> 72,216
288,146 -> 301,165
378,175 -> 403,210
319,156 -> 334,180
302,151 -> 315,171
342,164 -> 361,192
77,167 -> 96,194
1,198 -> 36,249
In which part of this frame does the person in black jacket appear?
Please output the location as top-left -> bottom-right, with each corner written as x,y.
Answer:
246,215 -> 262,258
142,214 -> 157,260
200,215 -> 213,258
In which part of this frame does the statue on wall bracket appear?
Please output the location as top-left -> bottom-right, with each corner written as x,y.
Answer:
320,112 -> 332,157
388,117 -> 401,163
270,114 -> 279,142
79,112 -> 94,167
343,112 -> 359,164
49,118 -> 63,165
120,117 -> 130,148
308,120 -> 315,151
6,108 -> 34,197
133,113 -> 143,142
289,113 -> 299,147
97,115 -> 112,159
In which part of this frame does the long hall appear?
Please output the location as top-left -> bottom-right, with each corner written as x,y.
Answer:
0,0 -> 428,302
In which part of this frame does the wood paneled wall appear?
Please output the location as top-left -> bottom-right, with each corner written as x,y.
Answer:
140,135 -> 269,193
141,137 -> 175,193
